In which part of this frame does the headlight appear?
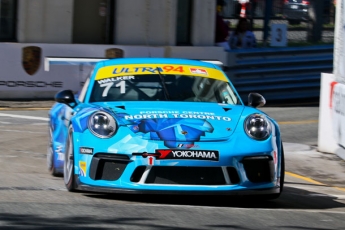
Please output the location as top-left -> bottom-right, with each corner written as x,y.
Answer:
244,113 -> 271,140
88,111 -> 117,138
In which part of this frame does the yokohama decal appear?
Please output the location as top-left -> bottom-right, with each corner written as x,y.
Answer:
155,149 -> 219,161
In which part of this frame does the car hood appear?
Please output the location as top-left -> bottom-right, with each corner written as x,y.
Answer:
94,101 -> 245,142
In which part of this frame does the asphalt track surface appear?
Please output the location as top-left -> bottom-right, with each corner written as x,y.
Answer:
0,102 -> 344,229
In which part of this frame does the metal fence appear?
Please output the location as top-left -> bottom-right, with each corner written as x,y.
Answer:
225,44 -> 334,105
221,0 -> 335,43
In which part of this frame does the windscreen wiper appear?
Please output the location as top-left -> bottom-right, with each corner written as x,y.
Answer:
156,67 -> 170,101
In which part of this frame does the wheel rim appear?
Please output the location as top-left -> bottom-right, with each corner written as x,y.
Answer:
64,132 -> 73,185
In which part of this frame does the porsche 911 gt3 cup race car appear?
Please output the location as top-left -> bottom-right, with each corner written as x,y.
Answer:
47,57 -> 284,199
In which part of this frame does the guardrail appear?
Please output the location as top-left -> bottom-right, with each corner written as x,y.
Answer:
225,45 -> 334,105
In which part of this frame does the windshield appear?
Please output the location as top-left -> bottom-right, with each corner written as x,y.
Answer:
89,74 -> 240,105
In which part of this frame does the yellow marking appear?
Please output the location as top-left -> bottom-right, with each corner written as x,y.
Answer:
278,120 -> 318,125
334,187 -> 345,192
95,64 -> 227,81
286,171 -> 345,193
286,171 -> 324,185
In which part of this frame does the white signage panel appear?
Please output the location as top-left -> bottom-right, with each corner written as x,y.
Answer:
0,43 -> 164,99
270,24 -> 287,47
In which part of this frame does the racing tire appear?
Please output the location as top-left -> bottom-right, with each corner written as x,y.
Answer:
47,127 -> 61,177
261,143 -> 285,200
64,126 -> 77,192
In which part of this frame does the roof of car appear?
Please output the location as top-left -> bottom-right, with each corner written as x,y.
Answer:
97,57 -> 221,69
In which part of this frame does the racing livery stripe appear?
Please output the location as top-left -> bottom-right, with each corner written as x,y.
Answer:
95,64 -> 227,81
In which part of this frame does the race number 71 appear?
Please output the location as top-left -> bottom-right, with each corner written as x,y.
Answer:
100,81 -> 125,97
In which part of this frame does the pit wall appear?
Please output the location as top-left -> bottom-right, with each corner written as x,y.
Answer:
0,43 -> 226,99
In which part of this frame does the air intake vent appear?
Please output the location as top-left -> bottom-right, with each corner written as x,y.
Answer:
226,167 -> 240,184
241,156 -> 274,183
89,153 -> 130,181
145,166 -> 226,185
130,166 -> 146,182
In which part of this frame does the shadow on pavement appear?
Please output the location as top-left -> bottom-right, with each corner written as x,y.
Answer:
82,185 -> 345,210
0,186 -> 343,229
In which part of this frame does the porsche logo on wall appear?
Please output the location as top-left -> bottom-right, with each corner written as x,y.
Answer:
105,48 -> 124,59
22,46 -> 41,75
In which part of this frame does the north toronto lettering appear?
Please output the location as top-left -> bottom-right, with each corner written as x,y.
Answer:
125,114 -> 169,119
0,81 -> 63,88
124,113 -> 231,121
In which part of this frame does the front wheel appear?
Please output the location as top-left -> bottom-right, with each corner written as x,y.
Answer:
64,126 -> 77,192
47,127 -> 61,177
262,143 -> 285,200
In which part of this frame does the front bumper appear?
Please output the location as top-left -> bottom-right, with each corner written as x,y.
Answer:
74,151 -> 280,194
75,175 -> 280,195
73,129 -> 282,194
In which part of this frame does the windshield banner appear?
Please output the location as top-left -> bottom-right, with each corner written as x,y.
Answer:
95,64 -> 227,81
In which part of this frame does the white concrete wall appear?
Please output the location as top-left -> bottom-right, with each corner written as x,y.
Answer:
114,0 -> 177,46
190,0 -> 216,46
17,0 -> 73,43
0,43 -> 165,99
0,43 -> 227,99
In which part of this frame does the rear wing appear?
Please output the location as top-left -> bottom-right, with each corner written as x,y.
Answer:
44,57 -> 223,72
44,57 -> 107,71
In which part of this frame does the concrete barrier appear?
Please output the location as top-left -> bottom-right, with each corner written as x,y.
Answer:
318,73 -> 345,159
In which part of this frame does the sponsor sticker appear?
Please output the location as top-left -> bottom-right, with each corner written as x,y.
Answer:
177,143 -> 199,148
155,149 -> 219,161
190,68 -> 208,75
97,76 -> 135,84
147,156 -> 155,165
79,161 -> 87,177
79,147 -> 93,155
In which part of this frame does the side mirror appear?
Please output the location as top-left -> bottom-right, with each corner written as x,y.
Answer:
55,90 -> 77,108
248,93 -> 266,108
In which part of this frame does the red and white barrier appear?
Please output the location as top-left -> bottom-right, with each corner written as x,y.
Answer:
238,0 -> 249,18
318,0 -> 345,158
318,73 -> 345,159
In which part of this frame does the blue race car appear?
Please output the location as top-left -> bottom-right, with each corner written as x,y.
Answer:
47,57 -> 284,199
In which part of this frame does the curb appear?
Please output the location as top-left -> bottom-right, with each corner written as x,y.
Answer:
336,147 -> 345,161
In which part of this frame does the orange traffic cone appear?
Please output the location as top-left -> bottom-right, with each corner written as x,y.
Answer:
240,3 -> 246,18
